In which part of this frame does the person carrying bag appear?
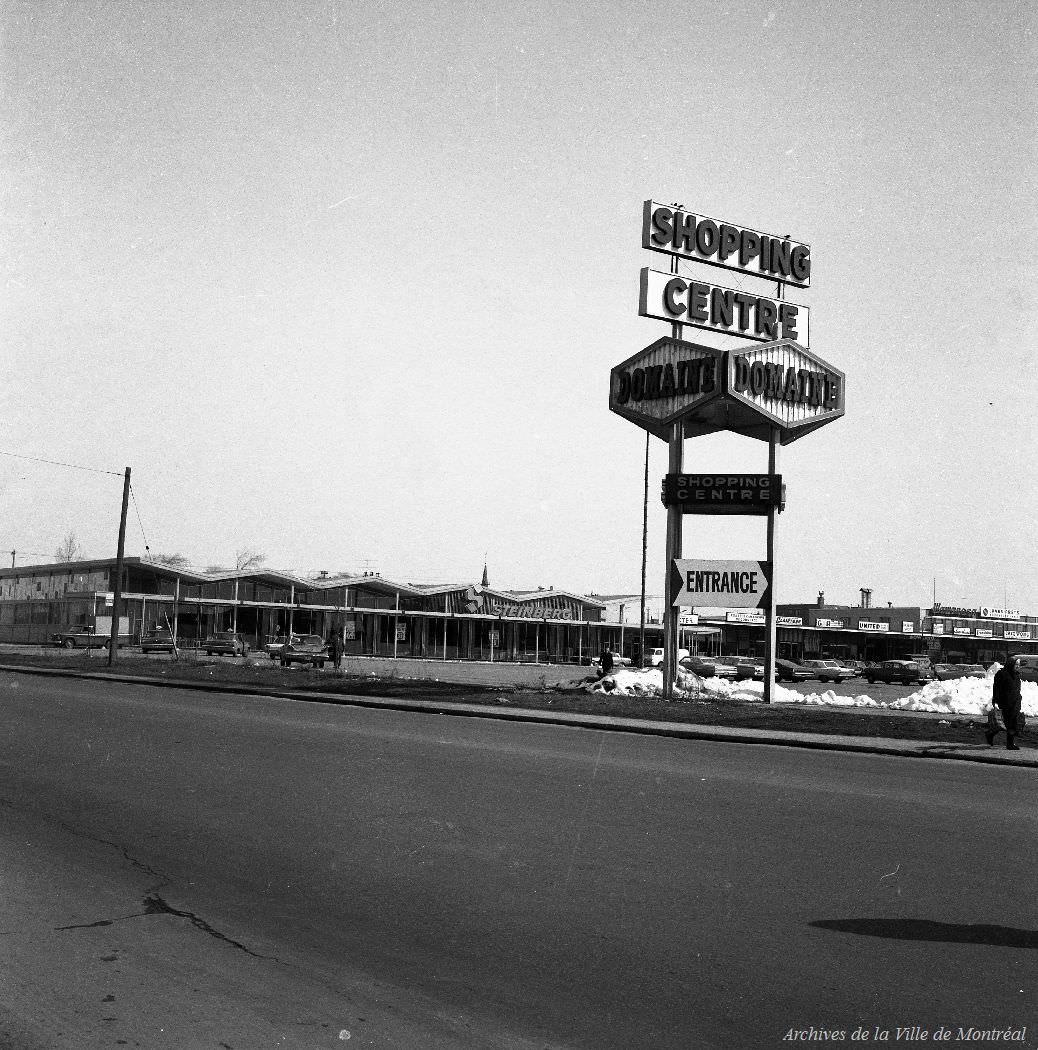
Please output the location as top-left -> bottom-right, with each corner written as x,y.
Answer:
986,657 -> 1023,751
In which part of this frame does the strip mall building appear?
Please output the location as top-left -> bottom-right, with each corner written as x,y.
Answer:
0,558 -> 1034,666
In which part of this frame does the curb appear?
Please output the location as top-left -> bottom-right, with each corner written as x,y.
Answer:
2,662 -> 1035,769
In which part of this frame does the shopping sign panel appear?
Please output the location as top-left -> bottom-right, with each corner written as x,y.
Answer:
611,336 -> 844,445
671,558 -> 771,609
641,201 -> 811,288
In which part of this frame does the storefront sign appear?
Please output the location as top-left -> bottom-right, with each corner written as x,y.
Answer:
641,202 -> 811,287
672,558 -> 770,609
639,268 -> 810,346
816,618 -> 845,629
932,622 -> 945,634
343,619 -> 357,640
395,623 -> 407,641
902,621 -> 915,633
980,606 -> 1021,619
661,473 -> 783,515
859,621 -> 890,632
1005,630 -> 1032,640
727,610 -> 765,624
678,613 -> 700,625
953,627 -> 972,636
976,629 -> 993,638
777,616 -> 803,626
931,604 -> 980,618
496,604 -> 573,620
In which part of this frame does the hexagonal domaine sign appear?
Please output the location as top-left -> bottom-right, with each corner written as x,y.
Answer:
718,339 -> 845,445
609,337 -> 725,441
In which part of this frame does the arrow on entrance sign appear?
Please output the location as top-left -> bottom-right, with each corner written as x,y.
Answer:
671,558 -> 771,609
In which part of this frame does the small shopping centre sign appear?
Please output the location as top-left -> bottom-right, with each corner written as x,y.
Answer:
661,473 -> 783,515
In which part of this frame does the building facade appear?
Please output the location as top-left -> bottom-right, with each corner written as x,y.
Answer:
0,558 -> 1034,666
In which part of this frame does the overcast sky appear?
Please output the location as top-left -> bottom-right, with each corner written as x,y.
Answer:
2,0 -> 1035,611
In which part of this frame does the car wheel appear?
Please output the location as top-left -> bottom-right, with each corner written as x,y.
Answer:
866,677 -> 875,685
63,639 -> 75,649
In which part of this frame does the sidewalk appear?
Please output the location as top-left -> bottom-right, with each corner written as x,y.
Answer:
2,659 -> 1034,769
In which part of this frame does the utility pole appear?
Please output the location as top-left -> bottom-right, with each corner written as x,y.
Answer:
108,467 -> 131,665
639,431 -> 649,667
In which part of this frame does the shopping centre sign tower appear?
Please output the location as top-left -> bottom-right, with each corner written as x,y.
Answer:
611,201 -> 845,699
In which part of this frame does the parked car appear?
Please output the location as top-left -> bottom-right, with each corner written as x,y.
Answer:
203,631 -> 249,657
775,658 -> 814,683
864,660 -> 934,685
933,662 -> 987,681
678,655 -> 717,678
280,634 -> 329,668
1013,654 -> 1038,683
646,647 -> 689,667
51,625 -> 109,649
835,660 -> 866,677
714,656 -> 760,680
589,651 -> 633,668
801,659 -> 857,683
140,629 -> 176,653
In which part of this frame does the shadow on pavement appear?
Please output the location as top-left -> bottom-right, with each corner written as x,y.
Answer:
810,918 -> 1038,949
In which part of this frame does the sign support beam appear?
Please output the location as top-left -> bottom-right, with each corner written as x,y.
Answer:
763,428 -> 779,703
663,420 -> 683,700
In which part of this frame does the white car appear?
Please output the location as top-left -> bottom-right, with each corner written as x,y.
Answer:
647,647 -> 689,667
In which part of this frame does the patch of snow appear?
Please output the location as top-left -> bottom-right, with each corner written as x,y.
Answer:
584,663 -> 1038,717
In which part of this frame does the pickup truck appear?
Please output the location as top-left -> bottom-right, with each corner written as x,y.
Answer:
864,660 -> 934,686
51,625 -> 109,649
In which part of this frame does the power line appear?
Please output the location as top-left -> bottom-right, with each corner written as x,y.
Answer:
0,449 -> 123,477
129,483 -> 151,555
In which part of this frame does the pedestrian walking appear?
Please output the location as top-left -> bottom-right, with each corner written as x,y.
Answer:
599,646 -> 614,677
329,626 -> 344,671
986,656 -> 1022,750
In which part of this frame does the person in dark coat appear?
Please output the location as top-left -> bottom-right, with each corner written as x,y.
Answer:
987,656 -> 1022,750
599,647 -> 614,677
328,626 -> 344,671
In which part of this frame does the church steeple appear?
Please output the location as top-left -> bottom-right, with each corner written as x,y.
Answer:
481,559 -> 489,588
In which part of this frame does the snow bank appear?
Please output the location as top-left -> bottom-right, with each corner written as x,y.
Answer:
584,663 -> 1038,717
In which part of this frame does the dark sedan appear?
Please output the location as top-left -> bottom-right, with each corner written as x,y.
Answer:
775,658 -> 814,683
204,631 -> 249,657
281,634 -> 329,668
141,630 -> 176,653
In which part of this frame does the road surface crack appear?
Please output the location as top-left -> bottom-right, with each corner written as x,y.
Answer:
142,894 -> 277,959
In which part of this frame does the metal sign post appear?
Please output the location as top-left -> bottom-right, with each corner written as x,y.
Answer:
764,428 -> 779,703
663,420 -> 682,700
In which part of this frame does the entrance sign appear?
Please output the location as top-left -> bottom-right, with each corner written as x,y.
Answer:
671,558 -> 771,609
639,268 -> 810,346
642,201 -> 811,288
661,473 -> 783,515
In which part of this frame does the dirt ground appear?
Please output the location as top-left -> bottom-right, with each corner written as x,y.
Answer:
0,647 -> 1011,748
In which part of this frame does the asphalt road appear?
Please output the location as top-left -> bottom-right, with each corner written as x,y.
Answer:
1,672 -> 1035,1050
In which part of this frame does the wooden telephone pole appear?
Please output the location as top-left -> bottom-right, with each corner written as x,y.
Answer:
108,467 -> 131,665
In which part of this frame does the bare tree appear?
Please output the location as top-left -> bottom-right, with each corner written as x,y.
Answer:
54,531 -> 85,563
235,548 -> 267,571
152,553 -> 189,569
